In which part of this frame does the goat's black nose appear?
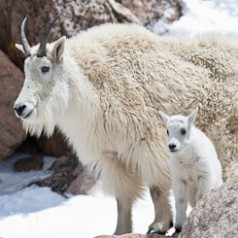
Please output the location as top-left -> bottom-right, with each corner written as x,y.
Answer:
169,143 -> 176,150
13,104 -> 26,116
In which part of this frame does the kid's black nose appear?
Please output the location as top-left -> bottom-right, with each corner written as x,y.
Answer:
169,143 -> 176,150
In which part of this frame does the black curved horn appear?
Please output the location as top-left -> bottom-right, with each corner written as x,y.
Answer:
37,13 -> 60,57
20,17 -> 31,56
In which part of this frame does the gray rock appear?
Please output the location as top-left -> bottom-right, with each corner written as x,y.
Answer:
0,0 -> 183,68
119,0 -> 183,26
0,0 -> 183,159
37,130 -> 71,157
95,232 -> 179,238
179,179 -> 238,238
0,50 -> 26,160
13,154 -> 43,172
35,154 -> 97,195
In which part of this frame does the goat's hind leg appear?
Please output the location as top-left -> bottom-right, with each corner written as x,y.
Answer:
195,176 -> 211,202
147,186 -> 173,234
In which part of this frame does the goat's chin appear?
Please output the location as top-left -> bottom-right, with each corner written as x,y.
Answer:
21,108 -> 38,121
22,111 -> 55,138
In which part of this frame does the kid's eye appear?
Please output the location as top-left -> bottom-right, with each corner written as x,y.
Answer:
41,66 -> 50,73
181,128 -> 186,135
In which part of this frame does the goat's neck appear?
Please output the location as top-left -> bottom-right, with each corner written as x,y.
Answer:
55,56 -> 101,157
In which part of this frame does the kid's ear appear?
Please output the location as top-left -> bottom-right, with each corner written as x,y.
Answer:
159,111 -> 169,123
52,36 -> 66,63
15,44 -> 25,54
188,107 -> 198,125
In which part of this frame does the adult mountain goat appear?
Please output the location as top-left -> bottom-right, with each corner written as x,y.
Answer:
14,17 -> 238,235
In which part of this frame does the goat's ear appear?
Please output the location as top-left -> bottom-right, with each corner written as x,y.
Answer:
15,43 -> 25,54
52,36 -> 66,63
188,107 -> 198,126
159,111 -> 169,123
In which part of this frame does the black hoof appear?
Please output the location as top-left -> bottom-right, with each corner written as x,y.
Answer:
147,220 -> 174,235
147,228 -> 166,235
175,226 -> 182,233
169,220 -> 174,228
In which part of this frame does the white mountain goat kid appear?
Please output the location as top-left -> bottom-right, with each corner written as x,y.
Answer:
159,108 -> 223,232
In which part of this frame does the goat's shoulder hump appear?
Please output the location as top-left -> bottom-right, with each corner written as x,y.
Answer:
68,23 -> 159,49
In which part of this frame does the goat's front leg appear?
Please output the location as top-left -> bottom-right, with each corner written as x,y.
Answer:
100,151 -> 142,235
173,179 -> 188,232
114,196 -> 133,235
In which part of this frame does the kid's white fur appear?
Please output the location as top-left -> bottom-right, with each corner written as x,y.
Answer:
160,108 -> 223,232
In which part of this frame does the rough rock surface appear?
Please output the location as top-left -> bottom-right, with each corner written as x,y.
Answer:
96,233 -> 179,238
0,50 -> 26,160
13,137 -> 44,172
119,0 -> 183,26
13,154 -> 44,172
65,164 -> 98,195
0,0 -> 183,159
0,0 -> 183,68
0,0 -> 58,69
179,179 -> 238,238
37,130 -> 71,157
35,154 -> 97,195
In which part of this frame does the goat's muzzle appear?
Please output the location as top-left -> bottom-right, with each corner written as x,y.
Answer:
13,101 -> 35,119
169,143 -> 178,153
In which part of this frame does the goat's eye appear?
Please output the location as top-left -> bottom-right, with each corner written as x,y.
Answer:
181,129 -> 186,135
41,66 -> 50,73
167,129 -> 169,136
